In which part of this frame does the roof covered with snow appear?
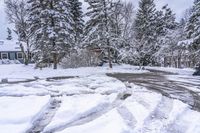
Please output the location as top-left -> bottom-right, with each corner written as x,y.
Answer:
0,40 -> 22,52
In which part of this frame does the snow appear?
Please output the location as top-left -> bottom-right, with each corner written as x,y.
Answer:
0,64 -> 147,82
178,38 -> 194,47
167,74 -> 200,86
146,66 -> 195,75
43,83 -> 200,133
124,89 -> 162,130
0,95 -> 50,133
0,40 -> 21,52
57,109 -> 129,133
0,83 -> 49,96
0,59 -> 21,65
54,75 -> 126,94
0,64 -> 200,133
0,74 -> 126,97
44,94 -> 118,132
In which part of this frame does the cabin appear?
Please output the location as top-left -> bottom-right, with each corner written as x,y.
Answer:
0,40 -> 24,63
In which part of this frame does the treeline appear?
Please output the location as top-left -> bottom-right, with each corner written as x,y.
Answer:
4,0 -> 200,69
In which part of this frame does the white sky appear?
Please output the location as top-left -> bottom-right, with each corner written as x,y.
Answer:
0,0 -> 194,40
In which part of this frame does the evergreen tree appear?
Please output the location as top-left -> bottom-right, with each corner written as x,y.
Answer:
154,5 -> 177,66
185,0 -> 200,66
84,0 -> 119,68
162,5 -> 176,32
134,0 -> 157,66
27,0 -> 47,65
6,28 -> 12,40
68,0 -> 84,46
185,0 -> 200,40
28,0 -> 73,69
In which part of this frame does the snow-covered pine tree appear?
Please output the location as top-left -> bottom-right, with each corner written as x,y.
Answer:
84,0 -> 120,68
154,5 -> 178,66
134,0 -> 157,66
6,28 -> 12,40
28,0 -> 73,69
27,0 -> 48,66
185,0 -> 200,66
162,5 -> 176,32
68,0 -> 84,46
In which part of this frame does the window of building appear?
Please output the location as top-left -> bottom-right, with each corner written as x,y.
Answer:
1,53 -> 8,59
17,52 -> 23,59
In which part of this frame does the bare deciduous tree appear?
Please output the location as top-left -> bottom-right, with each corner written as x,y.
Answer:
5,0 -> 32,65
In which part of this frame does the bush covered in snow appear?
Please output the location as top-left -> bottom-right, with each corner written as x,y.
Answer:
61,49 -> 101,68
0,59 -> 21,65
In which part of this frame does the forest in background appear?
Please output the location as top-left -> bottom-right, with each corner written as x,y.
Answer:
4,0 -> 200,69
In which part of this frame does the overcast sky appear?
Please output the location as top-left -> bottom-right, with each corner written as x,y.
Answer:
0,0 -> 194,40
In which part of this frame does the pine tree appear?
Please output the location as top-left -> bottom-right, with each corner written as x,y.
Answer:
28,0 -> 73,69
27,0 -> 47,64
84,0 -> 119,68
185,0 -> 200,66
185,0 -> 200,40
134,0 -> 157,66
68,0 -> 84,46
162,5 -> 177,33
154,5 -> 177,66
6,28 -> 12,40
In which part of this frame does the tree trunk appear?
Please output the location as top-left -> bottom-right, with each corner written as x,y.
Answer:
24,56 -> 29,65
108,47 -> 112,69
53,53 -> 57,69
164,57 -> 167,67
177,50 -> 182,68
24,40 -> 30,66
178,57 -> 181,68
20,42 -> 29,66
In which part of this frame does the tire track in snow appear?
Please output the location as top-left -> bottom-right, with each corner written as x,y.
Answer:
137,96 -> 173,133
161,108 -> 189,133
43,93 -> 128,133
26,93 -> 62,133
117,105 -> 137,130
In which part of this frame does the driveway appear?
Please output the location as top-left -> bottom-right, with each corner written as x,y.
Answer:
107,69 -> 200,112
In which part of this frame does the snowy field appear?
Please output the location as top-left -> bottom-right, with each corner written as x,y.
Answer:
0,64 -> 200,133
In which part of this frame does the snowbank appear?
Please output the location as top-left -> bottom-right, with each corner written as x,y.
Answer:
0,95 -> 50,133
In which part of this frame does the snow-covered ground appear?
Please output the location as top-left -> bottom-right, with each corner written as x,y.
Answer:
146,66 -> 195,75
147,66 -> 200,95
150,67 -> 200,95
0,95 -> 50,133
0,64 -> 200,133
0,64 -> 147,81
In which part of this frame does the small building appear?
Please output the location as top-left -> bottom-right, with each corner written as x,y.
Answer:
0,40 -> 24,63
